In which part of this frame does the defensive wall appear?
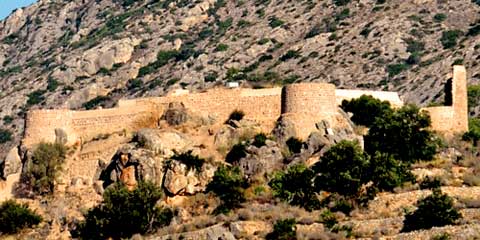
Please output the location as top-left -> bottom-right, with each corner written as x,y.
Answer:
22,66 -> 469,148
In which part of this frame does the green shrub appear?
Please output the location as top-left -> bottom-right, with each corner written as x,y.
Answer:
27,90 -> 46,106
402,188 -> 461,232
467,85 -> 480,113
319,210 -> 338,229
171,150 -> 205,171
227,110 -> 245,122
23,142 -> 66,195
214,43 -> 229,52
365,104 -> 438,163
266,218 -> 297,240
313,140 -> 370,198
252,133 -> 267,148
333,0 -> 351,6
204,72 -> 218,82
419,176 -> 442,190
2,116 -> 13,125
137,50 -> 179,78
387,63 -> 409,77
47,77 -> 59,92
269,164 -> 320,211
340,95 -> 393,127
286,137 -> 303,154
0,200 -> 42,234
206,165 -> 248,214
75,182 -> 173,239
269,16 -> 285,28
226,143 -> 247,164
280,50 -> 301,61
440,30 -> 463,49
462,118 -> 480,145
433,13 -> 447,22
82,96 -> 111,110
0,129 -> 12,144
369,152 -> 415,191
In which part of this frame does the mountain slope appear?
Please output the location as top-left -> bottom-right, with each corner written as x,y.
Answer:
1,0 -> 480,156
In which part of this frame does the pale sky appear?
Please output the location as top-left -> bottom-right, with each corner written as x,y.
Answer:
0,0 -> 37,20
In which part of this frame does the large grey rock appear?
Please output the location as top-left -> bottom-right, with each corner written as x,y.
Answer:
163,160 -> 216,195
1,147 -> 22,179
214,120 -> 262,148
272,116 -> 297,143
237,140 -> 284,180
156,223 -> 235,240
135,129 -> 192,157
162,102 -> 189,126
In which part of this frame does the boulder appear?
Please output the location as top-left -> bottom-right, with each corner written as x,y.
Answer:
135,129 -> 192,157
214,120 -> 262,148
163,160 -> 216,195
237,140 -> 284,180
1,147 -> 22,179
272,116 -> 297,143
161,102 -> 189,126
230,221 -> 271,238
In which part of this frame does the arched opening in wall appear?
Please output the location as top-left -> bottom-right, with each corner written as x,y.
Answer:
444,78 -> 453,106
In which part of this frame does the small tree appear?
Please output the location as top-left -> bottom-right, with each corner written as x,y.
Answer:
286,137 -> 303,154
225,143 -> 247,164
206,165 -> 248,214
171,150 -> 205,171
0,200 -> 42,234
23,142 -> 66,195
313,140 -> 371,198
266,218 -> 297,240
227,110 -> 245,122
365,105 -> 438,163
252,133 -> 267,148
402,188 -> 461,232
369,152 -> 415,192
269,164 -> 320,211
341,95 -> 393,127
75,181 -> 173,239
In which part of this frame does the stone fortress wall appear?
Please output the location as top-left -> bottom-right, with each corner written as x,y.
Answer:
22,66 -> 469,148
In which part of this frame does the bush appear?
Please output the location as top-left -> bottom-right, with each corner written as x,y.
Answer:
27,90 -> 46,106
266,218 -> 297,240
0,129 -> 12,144
340,95 -> 393,127
206,165 -> 248,214
433,13 -> 447,22
171,150 -> 205,171
227,110 -> 245,122
419,176 -> 442,190
369,152 -> 415,192
82,96 -> 111,110
333,0 -> 351,6
286,137 -> 303,154
463,118 -> 480,145
313,140 -> 370,198
319,210 -> 338,229
402,188 -> 461,232
225,143 -> 247,164
252,133 -> 267,148
440,30 -> 463,49
75,182 -> 172,239
365,104 -> 438,163
23,142 -> 66,195
2,116 -> 13,125
269,164 -> 320,211
387,63 -> 409,77
0,200 -> 42,234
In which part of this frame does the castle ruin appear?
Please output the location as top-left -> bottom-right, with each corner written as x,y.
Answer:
22,66 -> 468,148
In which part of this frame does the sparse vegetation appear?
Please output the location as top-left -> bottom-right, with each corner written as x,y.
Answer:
23,142 -> 67,195
252,133 -> 267,148
82,96 -> 111,110
206,165 -> 248,214
402,188 -> 461,232
75,181 -> 173,239
0,129 -> 12,144
171,150 -> 205,171
0,200 -> 42,235
440,30 -> 463,49
266,218 -> 297,240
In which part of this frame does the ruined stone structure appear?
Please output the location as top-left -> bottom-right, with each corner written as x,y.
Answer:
22,66 -> 468,148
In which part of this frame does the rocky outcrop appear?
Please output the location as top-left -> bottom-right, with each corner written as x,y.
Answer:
214,120 -> 262,148
1,146 -> 22,179
163,160 -> 216,195
156,223 -> 235,240
237,140 -> 284,180
161,102 -> 189,126
135,129 -> 193,157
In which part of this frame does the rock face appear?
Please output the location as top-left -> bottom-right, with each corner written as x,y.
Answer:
135,129 -> 193,157
237,140 -> 284,180
163,160 -> 216,195
1,147 -> 22,179
161,102 -> 189,126
214,120 -> 262,148
63,38 -> 141,79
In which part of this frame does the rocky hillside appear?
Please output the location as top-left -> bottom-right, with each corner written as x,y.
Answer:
1,0 -> 480,155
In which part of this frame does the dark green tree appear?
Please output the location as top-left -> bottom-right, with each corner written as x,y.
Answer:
341,95 -> 393,127
23,142 -> 66,195
313,140 -> 371,198
0,129 -> 12,144
0,200 -> 42,234
206,165 -> 248,214
75,181 -> 173,239
365,104 -> 438,163
369,152 -> 415,192
225,143 -> 247,164
286,137 -> 303,154
266,218 -> 297,240
269,164 -> 320,211
402,188 -> 461,232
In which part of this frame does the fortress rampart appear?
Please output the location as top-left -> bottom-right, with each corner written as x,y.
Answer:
22,66 -> 469,148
